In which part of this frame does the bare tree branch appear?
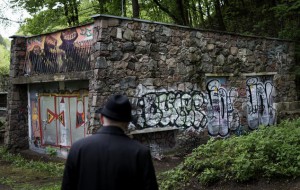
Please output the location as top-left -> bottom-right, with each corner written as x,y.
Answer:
0,17 -> 23,24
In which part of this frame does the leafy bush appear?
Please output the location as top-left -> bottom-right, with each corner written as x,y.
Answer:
46,146 -> 58,157
159,119 -> 300,189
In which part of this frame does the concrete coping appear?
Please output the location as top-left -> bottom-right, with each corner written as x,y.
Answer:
242,72 -> 277,76
91,14 -> 294,42
130,127 -> 179,135
205,73 -> 234,77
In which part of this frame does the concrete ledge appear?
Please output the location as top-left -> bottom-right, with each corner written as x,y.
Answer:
11,71 -> 93,84
130,127 -> 178,135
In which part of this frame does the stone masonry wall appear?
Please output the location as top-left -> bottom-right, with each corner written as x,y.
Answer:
4,36 -> 29,151
90,15 -> 297,137
5,15 -> 298,154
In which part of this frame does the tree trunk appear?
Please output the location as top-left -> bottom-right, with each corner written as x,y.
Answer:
198,0 -> 205,26
153,0 -> 182,25
63,2 -> 72,26
204,0 -> 212,28
213,0 -> 226,31
123,0 -> 127,17
176,0 -> 189,26
132,0 -> 140,18
97,0 -> 106,13
71,0 -> 79,25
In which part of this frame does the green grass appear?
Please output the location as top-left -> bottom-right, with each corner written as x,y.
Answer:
0,146 -> 64,190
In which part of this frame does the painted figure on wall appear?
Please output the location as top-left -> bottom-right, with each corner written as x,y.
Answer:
31,100 -> 41,147
25,24 -> 93,75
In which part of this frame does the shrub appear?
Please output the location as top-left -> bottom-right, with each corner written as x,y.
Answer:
159,118 -> 300,189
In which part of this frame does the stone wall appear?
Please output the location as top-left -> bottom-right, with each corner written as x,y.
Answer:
4,36 -> 29,150
90,15 -> 297,137
4,15 -> 298,154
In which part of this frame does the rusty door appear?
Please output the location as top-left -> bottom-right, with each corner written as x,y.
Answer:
39,95 -> 88,147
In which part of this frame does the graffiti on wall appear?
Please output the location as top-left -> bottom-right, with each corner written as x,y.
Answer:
135,76 -> 275,136
29,91 -> 89,148
25,24 -> 93,74
246,77 -> 276,129
206,79 -> 240,137
135,85 -> 207,130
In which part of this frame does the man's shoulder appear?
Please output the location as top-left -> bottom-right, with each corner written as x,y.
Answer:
71,134 -> 100,147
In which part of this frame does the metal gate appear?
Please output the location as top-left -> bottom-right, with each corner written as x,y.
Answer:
39,95 -> 89,147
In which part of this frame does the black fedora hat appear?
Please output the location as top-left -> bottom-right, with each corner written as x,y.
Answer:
98,94 -> 132,122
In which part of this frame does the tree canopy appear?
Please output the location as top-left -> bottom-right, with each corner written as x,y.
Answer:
1,0 -> 299,75
0,35 -> 10,75
8,0 -> 300,42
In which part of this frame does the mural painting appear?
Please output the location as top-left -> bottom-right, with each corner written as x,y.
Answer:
25,24 -> 93,74
246,76 -> 276,129
29,91 -> 89,149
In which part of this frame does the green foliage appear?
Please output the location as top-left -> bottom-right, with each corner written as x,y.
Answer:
0,146 -> 64,176
159,119 -> 300,189
197,168 -> 220,185
0,35 -> 10,75
11,0 -> 300,45
159,166 -> 191,190
20,9 -> 68,35
45,146 -> 57,157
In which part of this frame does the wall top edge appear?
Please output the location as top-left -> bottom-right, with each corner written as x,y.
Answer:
92,14 -> 295,42
12,14 -> 295,42
21,22 -> 94,39
9,35 -> 26,39
130,126 -> 179,135
242,72 -> 278,76
205,72 -> 278,77
205,73 -> 234,77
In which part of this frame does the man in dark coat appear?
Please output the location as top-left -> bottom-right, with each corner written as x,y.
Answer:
61,94 -> 158,190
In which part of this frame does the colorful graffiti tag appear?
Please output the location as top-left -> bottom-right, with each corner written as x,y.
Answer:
25,24 -> 93,74
135,76 -> 275,137
135,85 -> 207,130
206,79 -> 240,137
246,77 -> 276,129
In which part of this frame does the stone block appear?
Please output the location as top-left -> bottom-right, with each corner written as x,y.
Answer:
162,26 -> 172,37
12,92 -> 20,101
108,18 -> 119,26
123,29 -> 134,41
115,28 -> 122,39
230,47 -> 238,55
95,19 -> 108,28
91,95 -> 97,106
95,57 -> 107,69
142,78 -> 154,86
166,58 -> 176,68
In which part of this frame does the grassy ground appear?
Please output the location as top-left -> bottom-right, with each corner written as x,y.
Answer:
0,147 -> 63,190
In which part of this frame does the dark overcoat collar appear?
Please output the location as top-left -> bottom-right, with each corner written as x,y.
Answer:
96,126 -> 126,136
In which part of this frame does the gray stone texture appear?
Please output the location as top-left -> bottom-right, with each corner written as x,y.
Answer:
6,16 -> 298,152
